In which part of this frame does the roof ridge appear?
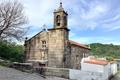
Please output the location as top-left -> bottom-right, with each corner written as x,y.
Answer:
69,40 -> 91,50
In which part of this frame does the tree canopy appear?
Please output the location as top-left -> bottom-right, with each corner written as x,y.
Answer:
90,43 -> 120,60
0,0 -> 28,41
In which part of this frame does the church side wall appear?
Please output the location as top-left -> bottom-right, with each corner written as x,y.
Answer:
70,45 -> 90,69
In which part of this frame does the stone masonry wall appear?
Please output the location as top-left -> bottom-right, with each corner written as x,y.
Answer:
70,45 -> 90,69
48,29 -> 67,68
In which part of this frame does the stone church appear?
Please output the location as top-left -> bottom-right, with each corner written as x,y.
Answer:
24,2 -> 90,69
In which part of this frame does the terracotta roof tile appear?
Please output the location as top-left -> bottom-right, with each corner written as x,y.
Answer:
84,59 -> 109,65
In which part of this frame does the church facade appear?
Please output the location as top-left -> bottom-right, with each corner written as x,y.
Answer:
24,2 -> 90,69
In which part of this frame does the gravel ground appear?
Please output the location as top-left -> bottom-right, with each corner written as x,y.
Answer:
0,66 -> 68,80
111,74 -> 120,80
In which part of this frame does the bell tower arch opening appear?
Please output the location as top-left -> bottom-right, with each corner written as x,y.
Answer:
54,2 -> 68,29
56,15 -> 61,26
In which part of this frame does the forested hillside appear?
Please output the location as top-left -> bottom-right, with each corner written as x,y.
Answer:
90,43 -> 120,60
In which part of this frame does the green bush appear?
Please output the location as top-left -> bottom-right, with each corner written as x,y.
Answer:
0,40 -> 24,62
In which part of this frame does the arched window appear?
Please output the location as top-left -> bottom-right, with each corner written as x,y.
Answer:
56,15 -> 60,26
64,16 -> 67,26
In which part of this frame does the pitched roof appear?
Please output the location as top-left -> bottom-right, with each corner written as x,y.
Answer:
69,40 -> 91,50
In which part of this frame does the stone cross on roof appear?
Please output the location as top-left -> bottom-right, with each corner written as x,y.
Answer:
42,24 -> 48,32
57,0 -> 64,11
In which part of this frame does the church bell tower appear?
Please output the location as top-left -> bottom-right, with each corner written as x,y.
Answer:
54,2 -> 68,29
47,2 -> 69,68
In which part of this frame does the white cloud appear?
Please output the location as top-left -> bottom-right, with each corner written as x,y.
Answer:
80,3 -> 107,20
20,0 -> 59,28
108,26 -> 120,31
66,0 -> 120,31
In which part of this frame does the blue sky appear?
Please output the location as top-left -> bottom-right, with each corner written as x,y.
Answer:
21,0 -> 120,45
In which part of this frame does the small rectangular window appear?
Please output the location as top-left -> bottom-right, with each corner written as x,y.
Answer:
42,40 -> 46,48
